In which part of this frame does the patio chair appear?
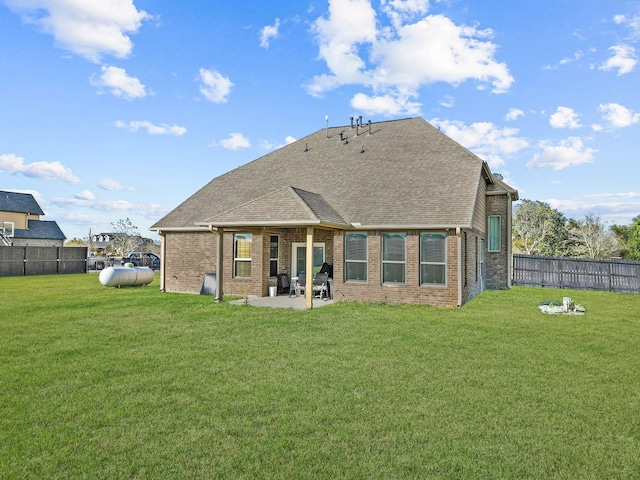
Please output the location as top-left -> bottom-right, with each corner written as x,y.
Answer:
313,272 -> 329,300
296,272 -> 307,295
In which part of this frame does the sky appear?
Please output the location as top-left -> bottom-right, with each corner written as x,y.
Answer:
1,0 -> 639,242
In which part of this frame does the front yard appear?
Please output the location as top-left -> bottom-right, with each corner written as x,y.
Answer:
1,274 -> 639,478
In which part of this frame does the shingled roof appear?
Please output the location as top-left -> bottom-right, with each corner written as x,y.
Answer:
0,191 -> 45,215
153,117 -> 514,231
13,220 -> 66,240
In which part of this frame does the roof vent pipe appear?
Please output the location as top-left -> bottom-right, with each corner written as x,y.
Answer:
359,115 -> 363,126
368,120 -> 372,135
350,116 -> 354,128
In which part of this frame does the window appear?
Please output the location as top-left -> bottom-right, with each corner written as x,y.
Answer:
382,233 -> 405,283
420,232 -> 446,285
345,233 -> 367,281
234,233 -> 252,278
0,222 -> 14,237
269,235 -> 279,277
488,216 -> 501,252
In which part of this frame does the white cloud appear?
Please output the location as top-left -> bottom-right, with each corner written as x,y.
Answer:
598,103 -> 640,128
351,92 -> 421,116
381,0 -> 430,30
613,13 -> 640,40
198,68 -> 233,103
599,45 -> 637,75
212,133 -> 251,150
559,50 -> 583,66
52,196 -> 169,220
98,178 -> 132,191
91,65 -> 146,99
308,1 -> 513,116
115,120 -> 186,135
4,0 -> 150,62
505,108 -> 524,121
259,18 -> 280,48
549,106 -> 582,129
584,191 -> 640,200
439,95 -> 455,108
259,136 -> 297,151
0,153 -> 80,183
433,119 -> 528,169
75,190 -> 95,201
527,137 -> 596,170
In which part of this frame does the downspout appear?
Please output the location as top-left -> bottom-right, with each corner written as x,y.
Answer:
159,231 -> 166,291
456,227 -> 462,307
507,196 -> 513,288
209,226 -> 224,302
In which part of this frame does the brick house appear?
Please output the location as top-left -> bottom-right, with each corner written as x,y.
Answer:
151,117 -> 518,308
0,191 -> 66,247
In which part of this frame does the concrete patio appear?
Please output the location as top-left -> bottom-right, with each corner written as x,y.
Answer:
228,293 -> 335,309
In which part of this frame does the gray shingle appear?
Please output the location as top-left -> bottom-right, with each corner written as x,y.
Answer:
0,191 -> 45,215
153,117 -> 511,230
13,220 -> 66,240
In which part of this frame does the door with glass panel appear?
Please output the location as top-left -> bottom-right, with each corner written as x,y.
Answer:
291,242 -> 325,277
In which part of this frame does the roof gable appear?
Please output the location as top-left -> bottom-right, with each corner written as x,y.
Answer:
0,191 -> 45,215
199,186 -> 347,227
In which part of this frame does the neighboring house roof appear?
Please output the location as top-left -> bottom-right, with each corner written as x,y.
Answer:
152,117 -> 517,231
13,220 -> 66,240
0,190 -> 45,215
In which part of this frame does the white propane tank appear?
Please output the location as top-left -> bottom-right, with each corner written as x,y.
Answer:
99,266 -> 154,287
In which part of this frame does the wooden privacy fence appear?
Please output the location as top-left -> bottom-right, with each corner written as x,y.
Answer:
0,246 -> 87,277
513,254 -> 640,293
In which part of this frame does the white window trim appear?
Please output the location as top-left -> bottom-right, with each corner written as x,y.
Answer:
234,233 -> 252,278
488,215 -> 502,252
291,242 -> 325,277
269,234 -> 279,277
420,232 -> 447,287
0,221 -> 15,237
381,232 -> 406,284
345,232 -> 368,282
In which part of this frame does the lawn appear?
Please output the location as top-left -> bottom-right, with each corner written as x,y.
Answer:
1,274 -> 639,479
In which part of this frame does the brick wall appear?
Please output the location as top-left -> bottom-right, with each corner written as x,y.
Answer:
485,194 -> 510,289
332,231 -> 461,307
164,231 -> 217,293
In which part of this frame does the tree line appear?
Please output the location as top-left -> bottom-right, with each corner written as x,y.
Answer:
513,199 -> 640,260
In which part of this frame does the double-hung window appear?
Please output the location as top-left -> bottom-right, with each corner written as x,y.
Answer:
420,232 -> 446,285
234,233 -> 252,278
488,215 -> 501,252
382,233 -> 405,283
345,232 -> 367,281
269,235 -> 279,277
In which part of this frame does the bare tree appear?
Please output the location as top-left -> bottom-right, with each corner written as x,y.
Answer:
105,218 -> 143,258
569,214 -> 618,259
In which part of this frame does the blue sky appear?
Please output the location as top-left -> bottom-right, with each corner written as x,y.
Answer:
1,0 -> 639,241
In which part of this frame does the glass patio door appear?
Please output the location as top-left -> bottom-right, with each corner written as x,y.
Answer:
292,243 -> 325,277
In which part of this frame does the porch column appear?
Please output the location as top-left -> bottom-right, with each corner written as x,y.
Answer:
306,226 -> 314,309
215,227 -> 224,302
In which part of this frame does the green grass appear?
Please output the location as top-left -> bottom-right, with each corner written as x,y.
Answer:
1,274 -> 639,479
